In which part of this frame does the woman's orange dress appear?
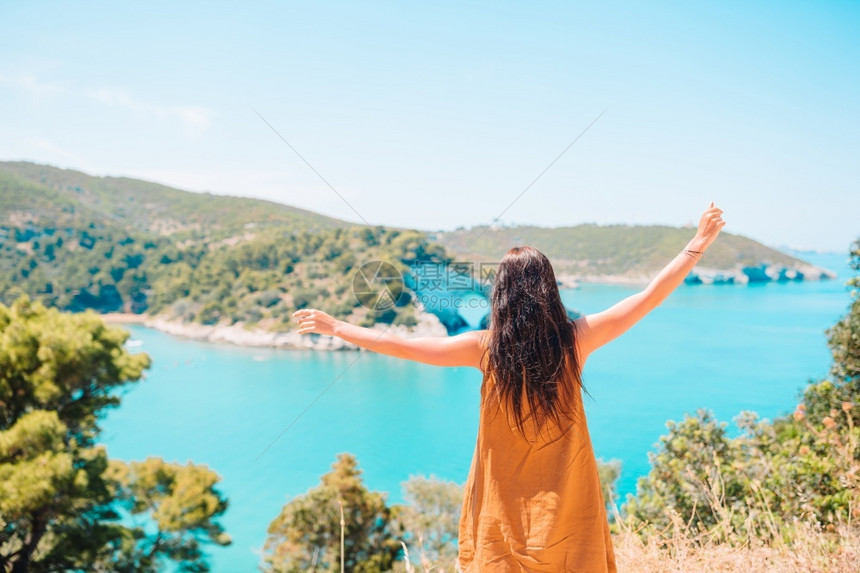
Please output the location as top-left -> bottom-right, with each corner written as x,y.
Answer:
458,374 -> 617,572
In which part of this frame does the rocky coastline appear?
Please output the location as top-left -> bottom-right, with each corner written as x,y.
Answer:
556,261 -> 836,288
105,306 -> 448,351
684,262 -> 836,286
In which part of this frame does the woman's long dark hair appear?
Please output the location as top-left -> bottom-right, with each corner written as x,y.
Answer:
484,246 -> 583,435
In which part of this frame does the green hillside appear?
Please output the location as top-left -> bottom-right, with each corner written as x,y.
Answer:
0,163 -> 445,329
0,161 -> 345,237
0,161 -> 830,332
432,224 -> 824,280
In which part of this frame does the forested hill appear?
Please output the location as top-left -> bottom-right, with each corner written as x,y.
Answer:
432,224 -> 832,284
0,162 -> 445,330
0,162 -> 832,331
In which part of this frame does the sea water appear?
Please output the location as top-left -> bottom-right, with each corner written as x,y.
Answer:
100,252 -> 853,571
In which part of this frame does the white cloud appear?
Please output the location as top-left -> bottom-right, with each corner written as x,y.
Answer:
89,87 -> 214,133
0,73 -> 64,97
0,69 -> 213,136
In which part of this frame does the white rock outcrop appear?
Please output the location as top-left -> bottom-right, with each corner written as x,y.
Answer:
144,305 -> 448,351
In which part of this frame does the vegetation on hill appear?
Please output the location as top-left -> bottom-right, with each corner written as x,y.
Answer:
0,163 -> 446,329
144,225 -> 446,329
0,161 -> 345,237
432,224 -> 820,279
0,299 -> 229,571
0,161 -> 832,336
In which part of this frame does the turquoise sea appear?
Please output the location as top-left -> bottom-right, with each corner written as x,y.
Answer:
101,252 -> 854,571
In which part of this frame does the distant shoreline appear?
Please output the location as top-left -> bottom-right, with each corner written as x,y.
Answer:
101,313 -> 148,324
102,308 -> 449,351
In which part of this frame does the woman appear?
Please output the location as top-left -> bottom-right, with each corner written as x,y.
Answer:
293,203 -> 725,572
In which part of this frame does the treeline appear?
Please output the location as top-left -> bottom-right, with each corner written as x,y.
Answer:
143,226 -> 446,329
0,166 -> 449,329
0,221 -> 444,329
433,223 -> 816,278
0,299 -> 229,572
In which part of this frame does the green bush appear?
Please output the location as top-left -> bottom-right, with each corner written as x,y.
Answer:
624,239 -> 860,541
263,454 -> 401,572
0,299 -> 229,571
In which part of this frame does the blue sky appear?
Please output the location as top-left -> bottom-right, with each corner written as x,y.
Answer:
1,1 -> 857,251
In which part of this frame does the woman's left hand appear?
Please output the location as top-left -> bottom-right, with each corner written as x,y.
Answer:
692,201 -> 726,251
292,308 -> 339,336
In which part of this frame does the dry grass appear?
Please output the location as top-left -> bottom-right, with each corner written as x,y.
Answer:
399,512 -> 860,572
612,509 -> 860,573
397,527 -> 860,573
613,526 -> 860,572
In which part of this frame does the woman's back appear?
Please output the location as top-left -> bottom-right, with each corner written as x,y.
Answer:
458,371 -> 617,572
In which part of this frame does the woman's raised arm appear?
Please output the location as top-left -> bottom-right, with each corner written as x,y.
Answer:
575,202 -> 726,361
292,308 -> 486,368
